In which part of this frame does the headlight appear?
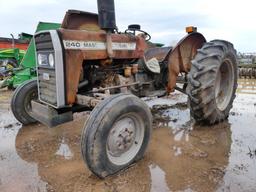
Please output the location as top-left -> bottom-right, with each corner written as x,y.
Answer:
48,53 -> 54,67
37,54 -> 43,65
37,54 -> 48,66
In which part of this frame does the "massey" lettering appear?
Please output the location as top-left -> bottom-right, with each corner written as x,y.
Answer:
63,40 -> 136,51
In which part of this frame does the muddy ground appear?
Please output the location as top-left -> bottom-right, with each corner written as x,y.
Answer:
0,79 -> 256,192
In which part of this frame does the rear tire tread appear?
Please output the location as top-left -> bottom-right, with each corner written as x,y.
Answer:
187,40 -> 237,124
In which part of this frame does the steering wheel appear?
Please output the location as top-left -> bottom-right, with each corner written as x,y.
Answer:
125,28 -> 151,41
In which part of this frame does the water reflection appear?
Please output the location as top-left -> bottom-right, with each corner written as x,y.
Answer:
55,138 -> 74,160
0,112 -> 47,192
149,92 -> 233,191
217,86 -> 256,191
0,79 -> 255,191
149,121 -> 232,191
15,119 -> 152,192
15,119 -> 87,192
13,93 -> 233,192
149,79 -> 256,191
149,164 -> 170,192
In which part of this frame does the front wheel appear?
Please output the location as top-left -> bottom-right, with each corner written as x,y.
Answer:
11,79 -> 38,125
187,40 -> 237,124
81,94 -> 152,178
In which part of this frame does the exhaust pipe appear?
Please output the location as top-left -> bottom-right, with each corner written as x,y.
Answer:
97,0 -> 117,31
10,34 -> 15,48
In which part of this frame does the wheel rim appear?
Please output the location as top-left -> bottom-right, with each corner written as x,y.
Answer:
215,58 -> 235,111
106,113 -> 145,166
24,89 -> 37,115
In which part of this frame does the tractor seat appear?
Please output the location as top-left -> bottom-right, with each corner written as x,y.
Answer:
144,57 -> 161,73
143,46 -> 172,74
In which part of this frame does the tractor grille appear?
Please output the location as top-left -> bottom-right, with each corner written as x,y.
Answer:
35,32 -> 54,51
35,32 -> 57,106
37,68 -> 57,105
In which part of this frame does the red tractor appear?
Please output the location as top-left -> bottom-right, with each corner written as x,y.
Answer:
11,0 -> 237,178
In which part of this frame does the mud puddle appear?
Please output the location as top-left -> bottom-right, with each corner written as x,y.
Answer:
0,79 -> 256,192
0,89 -> 48,192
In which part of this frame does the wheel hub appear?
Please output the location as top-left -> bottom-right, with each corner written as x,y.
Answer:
107,117 -> 136,157
215,59 -> 235,111
106,113 -> 145,166
24,90 -> 37,114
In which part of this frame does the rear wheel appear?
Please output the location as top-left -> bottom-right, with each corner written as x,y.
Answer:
187,40 -> 237,124
81,94 -> 152,178
11,79 -> 38,125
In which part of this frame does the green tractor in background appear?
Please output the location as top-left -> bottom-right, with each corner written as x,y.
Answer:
0,48 -> 26,80
0,22 -> 60,89
0,33 -> 31,83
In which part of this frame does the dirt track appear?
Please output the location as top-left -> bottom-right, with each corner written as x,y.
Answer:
0,79 -> 256,192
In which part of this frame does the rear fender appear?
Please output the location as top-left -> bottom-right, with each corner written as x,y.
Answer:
166,32 -> 206,92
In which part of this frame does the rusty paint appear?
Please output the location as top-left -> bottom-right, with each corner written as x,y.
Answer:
58,28 -> 147,105
166,32 -> 206,93
61,10 -> 102,31
57,10 -> 206,102
106,32 -> 114,58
